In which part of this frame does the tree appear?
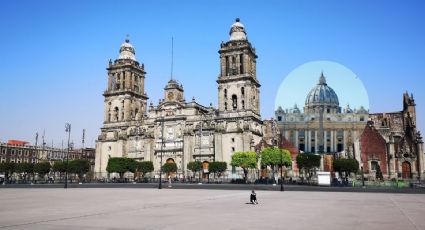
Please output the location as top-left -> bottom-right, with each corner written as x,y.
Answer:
106,157 -> 136,180
333,158 -> 359,179
69,159 -> 90,182
15,163 -> 34,183
52,161 -> 67,182
296,153 -> 321,182
230,151 -> 258,183
162,162 -> 177,174
0,162 -> 16,184
187,161 -> 202,182
136,161 -> 154,180
261,147 -> 292,182
208,161 -> 227,180
34,162 -> 51,182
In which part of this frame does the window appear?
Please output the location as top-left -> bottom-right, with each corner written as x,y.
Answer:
232,147 -> 235,152
327,117 -> 331,121
277,116 -> 282,122
311,117 -> 315,121
224,89 -> 227,98
360,116 -> 365,122
371,161 -> 379,171
327,108 -> 330,113
114,107 -> 119,121
241,87 -> 245,95
242,100 -> 245,109
232,95 -> 238,110
232,138 -> 235,142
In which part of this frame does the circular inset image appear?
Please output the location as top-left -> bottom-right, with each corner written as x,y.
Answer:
274,60 -> 370,155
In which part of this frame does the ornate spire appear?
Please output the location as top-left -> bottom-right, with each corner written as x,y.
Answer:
319,72 -> 327,85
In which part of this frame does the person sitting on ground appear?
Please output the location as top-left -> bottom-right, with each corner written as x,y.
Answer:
250,190 -> 258,204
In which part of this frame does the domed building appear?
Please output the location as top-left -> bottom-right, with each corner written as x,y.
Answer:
275,73 -> 368,155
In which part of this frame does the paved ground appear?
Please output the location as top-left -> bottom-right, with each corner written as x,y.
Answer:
3,182 -> 425,194
1,188 -> 425,230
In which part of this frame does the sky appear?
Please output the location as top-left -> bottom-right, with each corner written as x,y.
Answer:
0,1 -> 424,148
275,60 -> 370,112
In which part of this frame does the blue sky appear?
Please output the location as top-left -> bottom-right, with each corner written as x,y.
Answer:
0,1 -> 424,148
275,60 -> 370,112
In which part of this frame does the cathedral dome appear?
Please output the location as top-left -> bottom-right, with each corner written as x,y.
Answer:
229,18 -> 247,41
305,73 -> 340,113
164,79 -> 183,91
118,38 -> 136,61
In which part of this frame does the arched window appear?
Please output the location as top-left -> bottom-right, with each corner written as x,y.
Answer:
232,95 -> 238,110
114,107 -> 119,121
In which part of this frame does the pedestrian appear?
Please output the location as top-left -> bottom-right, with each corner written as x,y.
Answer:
168,175 -> 172,187
250,190 -> 258,204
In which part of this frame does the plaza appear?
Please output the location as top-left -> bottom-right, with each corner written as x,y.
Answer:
1,188 -> 425,230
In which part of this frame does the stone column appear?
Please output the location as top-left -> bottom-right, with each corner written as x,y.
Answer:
388,143 -> 395,178
120,72 -> 124,90
295,130 -> 299,150
314,130 -> 318,153
418,142 -> 424,179
324,130 -> 327,152
333,130 -> 337,152
306,130 -> 310,152
236,54 -> 240,75
123,99 -> 130,121
108,73 -> 112,91
330,130 -> 334,152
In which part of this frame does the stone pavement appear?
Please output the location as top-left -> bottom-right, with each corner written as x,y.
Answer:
0,188 -> 424,230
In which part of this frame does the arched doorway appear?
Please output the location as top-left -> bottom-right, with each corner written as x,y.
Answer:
401,161 -> 411,179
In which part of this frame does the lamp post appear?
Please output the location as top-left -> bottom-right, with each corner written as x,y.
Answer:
65,123 -> 71,189
159,117 -> 164,189
280,151 -> 284,192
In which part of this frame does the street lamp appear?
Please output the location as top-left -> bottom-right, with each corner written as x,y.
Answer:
280,151 -> 284,192
159,117 -> 165,189
65,123 -> 71,189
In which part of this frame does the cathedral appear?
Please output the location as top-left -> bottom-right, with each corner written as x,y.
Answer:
95,19 -> 264,178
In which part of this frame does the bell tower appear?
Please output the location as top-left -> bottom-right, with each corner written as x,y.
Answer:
217,18 -> 260,115
103,37 -> 148,124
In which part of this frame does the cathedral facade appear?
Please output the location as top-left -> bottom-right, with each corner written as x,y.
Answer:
95,19 -> 264,178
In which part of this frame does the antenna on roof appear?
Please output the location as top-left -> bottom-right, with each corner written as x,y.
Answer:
171,36 -> 174,80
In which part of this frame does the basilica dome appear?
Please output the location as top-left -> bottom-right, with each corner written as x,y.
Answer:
304,73 -> 341,113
